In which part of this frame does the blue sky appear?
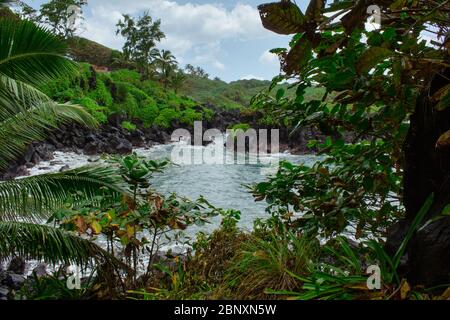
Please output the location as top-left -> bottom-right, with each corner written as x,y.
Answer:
23,0 -> 312,82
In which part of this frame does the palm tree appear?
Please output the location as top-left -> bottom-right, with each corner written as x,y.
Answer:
152,49 -> 178,90
0,18 -> 128,268
170,69 -> 186,94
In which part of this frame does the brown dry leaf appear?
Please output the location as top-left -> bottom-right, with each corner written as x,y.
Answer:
154,196 -> 163,210
282,38 -> 312,75
305,0 -> 325,22
73,216 -> 87,233
436,130 -> 450,149
356,47 -> 393,75
341,0 -> 367,34
126,224 -> 135,238
440,287 -> 450,300
258,1 -> 305,35
344,283 -> 370,291
400,280 -> 411,300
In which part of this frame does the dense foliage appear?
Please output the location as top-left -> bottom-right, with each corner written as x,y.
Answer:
1,0 -> 449,301
40,64 -> 213,128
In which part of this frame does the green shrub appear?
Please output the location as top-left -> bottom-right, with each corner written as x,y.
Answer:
113,82 -> 129,103
222,230 -> 319,299
76,96 -> 108,124
40,75 -> 74,102
180,108 -> 202,125
154,108 -> 177,128
88,79 -> 113,107
129,86 -> 149,102
110,69 -> 140,83
121,121 -> 137,132
139,98 -> 159,127
230,123 -> 251,132
202,107 -> 215,121
122,94 -> 139,118
140,80 -> 164,98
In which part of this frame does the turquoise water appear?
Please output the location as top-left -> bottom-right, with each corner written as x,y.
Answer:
135,143 -> 318,233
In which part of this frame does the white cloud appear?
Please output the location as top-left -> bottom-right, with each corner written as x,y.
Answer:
213,61 -> 226,70
240,74 -> 266,81
259,50 -> 279,67
79,0 -> 268,74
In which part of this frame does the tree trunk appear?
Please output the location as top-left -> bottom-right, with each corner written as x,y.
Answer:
386,68 -> 450,288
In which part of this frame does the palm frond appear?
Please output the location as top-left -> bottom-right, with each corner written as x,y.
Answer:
0,74 -> 97,170
0,73 -> 53,119
0,221 -> 127,269
0,166 -> 131,222
0,18 -> 77,86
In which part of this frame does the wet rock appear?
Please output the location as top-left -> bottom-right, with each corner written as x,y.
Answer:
106,137 -> 132,154
32,263 -> 48,278
34,143 -> 56,162
0,286 -> 9,299
83,141 -> 101,155
59,165 -> 70,172
115,140 -> 133,154
3,273 -> 26,290
25,162 -> 35,168
87,156 -> 100,163
8,257 -> 25,275
129,129 -> 146,147
15,165 -> 29,177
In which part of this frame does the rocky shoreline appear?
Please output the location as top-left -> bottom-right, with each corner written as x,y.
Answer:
0,106 -> 332,179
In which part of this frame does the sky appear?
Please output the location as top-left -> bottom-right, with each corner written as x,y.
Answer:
22,0 -> 310,82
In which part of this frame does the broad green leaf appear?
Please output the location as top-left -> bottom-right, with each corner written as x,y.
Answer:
276,88 -> 285,100
91,220 -> 102,235
441,204 -> 450,216
356,47 -> 393,75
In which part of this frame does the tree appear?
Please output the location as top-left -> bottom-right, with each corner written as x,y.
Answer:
152,49 -> 178,90
0,17 -> 128,268
116,12 -> 165,80
12,1 -> 40,23
195,66 -> 209,79
254,0 -> 449,287
184,63 -> 195,74
39,0 -> 87,38
184,64 -> 209,79
170,68 -> 186,94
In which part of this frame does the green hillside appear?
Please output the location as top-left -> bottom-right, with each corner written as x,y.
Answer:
66,37 -> 275,110
181,76 -> 272,109
39,64 -> 214,130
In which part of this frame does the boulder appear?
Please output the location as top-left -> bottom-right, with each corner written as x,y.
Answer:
32,263 -> 48,278
59,164 -> 70,172
7,257 -> 25,275
0,286 -> 9,299
83,141 -> 101,155
3,273 -> 26,290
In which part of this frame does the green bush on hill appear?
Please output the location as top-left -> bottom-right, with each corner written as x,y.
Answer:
121,121 -> 137,132
40,65 -> 214,129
